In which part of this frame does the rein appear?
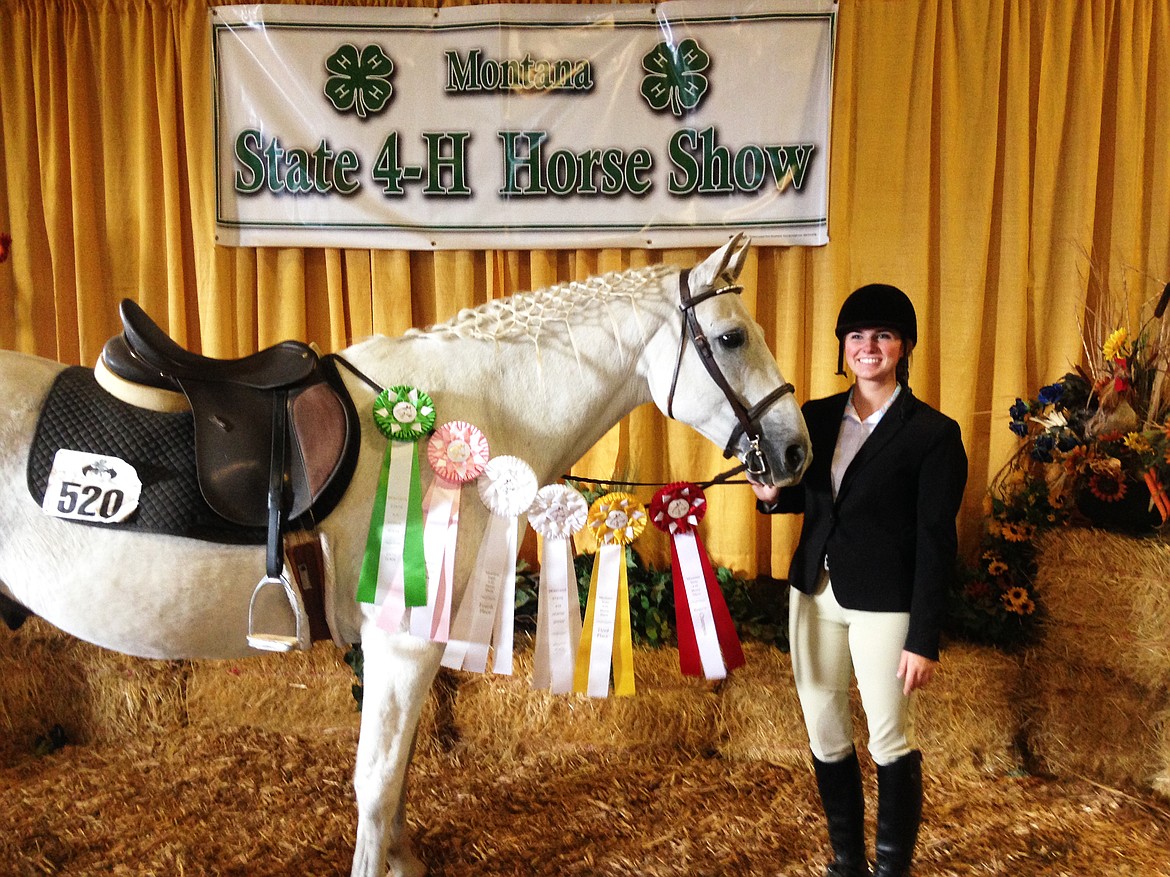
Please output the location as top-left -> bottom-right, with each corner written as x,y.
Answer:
665,268 -> 795,481
566,469 -> 748,492
331,353 -> 386,395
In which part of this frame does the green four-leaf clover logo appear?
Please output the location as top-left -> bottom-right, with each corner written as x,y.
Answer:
640,38 -> 710,117
324,44 -> 395,119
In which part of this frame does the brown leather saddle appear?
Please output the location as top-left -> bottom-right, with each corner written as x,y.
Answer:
100,299 -> 361,648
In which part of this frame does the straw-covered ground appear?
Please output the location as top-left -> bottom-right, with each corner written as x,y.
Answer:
3,626 -> 1170,876
2,724 -> 1168,877
3,527 -> 1170,875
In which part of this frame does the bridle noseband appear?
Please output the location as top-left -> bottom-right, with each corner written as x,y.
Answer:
665,269 -> 796,482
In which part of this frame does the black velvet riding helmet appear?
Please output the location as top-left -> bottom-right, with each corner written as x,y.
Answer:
834,283 -> 917,377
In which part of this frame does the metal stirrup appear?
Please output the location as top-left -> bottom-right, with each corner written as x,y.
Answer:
246,572 -> 310,652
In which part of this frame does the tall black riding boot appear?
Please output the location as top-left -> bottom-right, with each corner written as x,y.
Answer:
812,749 -> 871,877
873,750 -> 923,877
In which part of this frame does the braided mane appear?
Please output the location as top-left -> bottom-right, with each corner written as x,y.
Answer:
411,263 -> 677,343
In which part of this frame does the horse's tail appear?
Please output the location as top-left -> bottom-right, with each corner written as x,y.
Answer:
0,589 -> 34,631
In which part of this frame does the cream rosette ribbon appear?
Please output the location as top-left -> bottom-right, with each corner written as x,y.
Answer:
358,386 -> 434,625
403,421 -> 490,642
441,455 -> 538,675
649,482 -> 745,680
574,492 -> 646,698
527,484 -> 589,694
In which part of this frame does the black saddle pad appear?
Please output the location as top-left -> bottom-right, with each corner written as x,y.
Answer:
27,366 -> 267,544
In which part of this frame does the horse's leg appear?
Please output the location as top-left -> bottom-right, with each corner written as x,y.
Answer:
349,623 -> 443,877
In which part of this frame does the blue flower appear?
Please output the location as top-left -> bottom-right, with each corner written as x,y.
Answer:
1009,398 -> 1029,422
1030,433 -> 1055,462
1009,420 -> 1029,437
1055,432 -> 1080,452
1038,383 -> 1064,405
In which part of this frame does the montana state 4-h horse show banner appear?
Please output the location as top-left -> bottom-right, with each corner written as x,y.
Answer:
212,0 -> 836,250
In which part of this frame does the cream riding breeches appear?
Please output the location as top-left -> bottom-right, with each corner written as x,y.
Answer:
788,575 -> 916,766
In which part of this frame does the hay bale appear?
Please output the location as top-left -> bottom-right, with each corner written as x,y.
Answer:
714,642 -> 809,765
915,641 -> 1025,776
3,624 -> 1025,783
1023,654 -> 1167,792
0,618 -> 186,764
1155,705 -> 1170,800
450,639 -> 1024,778
450,643 -> 721,759
185,643 -> 360,736
717,641 -> 1024,777
1034,529 -> 1170,691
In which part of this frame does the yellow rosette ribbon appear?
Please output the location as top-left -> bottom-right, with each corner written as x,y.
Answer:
574,492 -> 646,698
441,455 -> 538,676
358,387 -> 434,629
407,421 -> 490,643
527,484 -> 589,694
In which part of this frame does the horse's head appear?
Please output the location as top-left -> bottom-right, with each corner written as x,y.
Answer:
644,234 -> 811,487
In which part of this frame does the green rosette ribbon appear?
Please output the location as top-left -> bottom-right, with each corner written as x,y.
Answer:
357,386 -> 436,611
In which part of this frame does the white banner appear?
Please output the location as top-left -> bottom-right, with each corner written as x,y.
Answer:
212,0 -> 836,250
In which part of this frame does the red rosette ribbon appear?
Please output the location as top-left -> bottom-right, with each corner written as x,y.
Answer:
650,482 -> 745,679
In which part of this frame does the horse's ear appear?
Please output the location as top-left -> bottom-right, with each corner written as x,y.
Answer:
722,233 -> 751,283
692,233 -> 752,291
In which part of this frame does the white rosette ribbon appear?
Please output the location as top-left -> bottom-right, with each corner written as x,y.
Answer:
441,455 -> 538,675
404,421 -> 490,643
527,484 -> 589,694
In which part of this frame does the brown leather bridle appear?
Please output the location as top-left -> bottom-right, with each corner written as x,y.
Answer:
665,269 -> 796,482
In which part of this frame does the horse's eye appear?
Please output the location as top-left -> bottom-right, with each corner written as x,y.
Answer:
717,329 -> 747,350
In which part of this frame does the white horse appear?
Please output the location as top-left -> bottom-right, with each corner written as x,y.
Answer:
0,235 -> 809,877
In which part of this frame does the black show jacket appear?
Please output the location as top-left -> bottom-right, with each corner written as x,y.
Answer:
759,387 -> 969,661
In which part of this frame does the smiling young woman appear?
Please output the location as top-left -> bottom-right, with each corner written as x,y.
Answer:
750,284 -> 969,877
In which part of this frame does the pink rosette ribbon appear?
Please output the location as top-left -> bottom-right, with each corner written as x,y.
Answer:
441,455 -> 538,676
574,492 -> 646,698
388,421 -> 489,641
650,482 -> 745,680
527,484 -> 589,694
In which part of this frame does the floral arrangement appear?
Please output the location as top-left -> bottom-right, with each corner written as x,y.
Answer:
948,281 -> 1170,648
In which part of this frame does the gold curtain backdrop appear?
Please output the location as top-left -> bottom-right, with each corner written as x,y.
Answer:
2,0 -> 1169,577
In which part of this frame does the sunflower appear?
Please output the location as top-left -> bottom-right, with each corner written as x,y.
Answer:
1088,470 -> 1128,502
986,558 -> 1009,576
1002,586 -> 1036,611
1003,590 -> 1036,615
1000,521 -> 1035,542
1102,327 -> 1129,361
